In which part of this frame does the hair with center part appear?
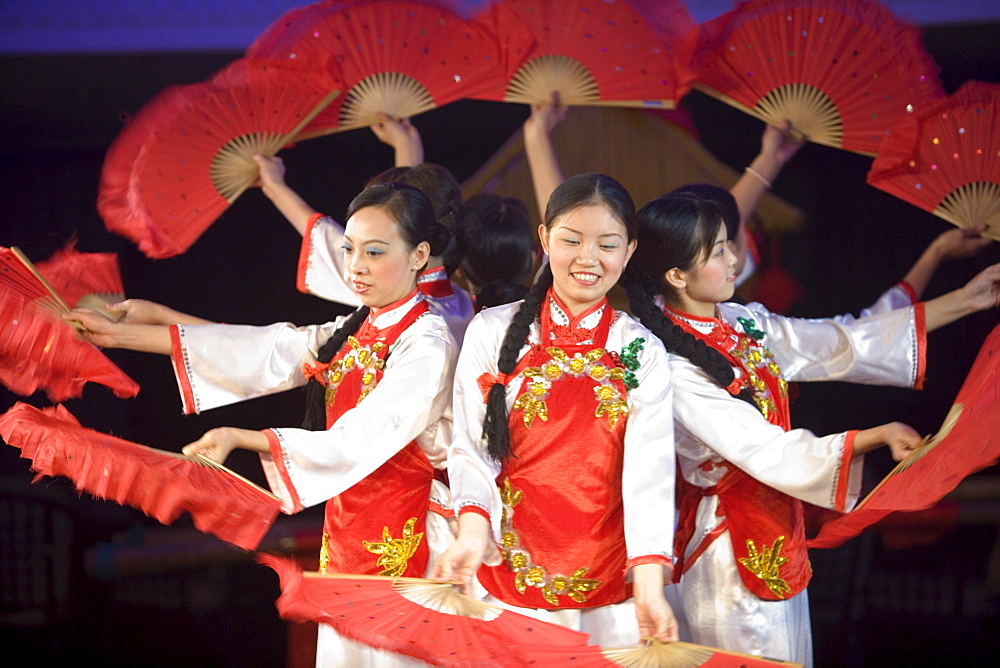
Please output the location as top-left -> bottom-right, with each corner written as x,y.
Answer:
482,173 -> 636,462
302,183 -> 449,430
622,190 -> 755,406
459,193 -> 533,309
366,163 -> 465,274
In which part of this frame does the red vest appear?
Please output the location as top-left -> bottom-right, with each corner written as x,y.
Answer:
305,294 -> 433,578
478,295 -> 638,609
668,308 -> 810,601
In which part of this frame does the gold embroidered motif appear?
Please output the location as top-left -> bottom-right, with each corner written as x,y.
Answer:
738,536 -> 791,598
732,337 -> 787,421
498,478 -> 601,605
593,384 -> 629,429
318,533 -> 332,575
511,347 -> 628,430
362,517 -> 424,577
323,337 -> 388,407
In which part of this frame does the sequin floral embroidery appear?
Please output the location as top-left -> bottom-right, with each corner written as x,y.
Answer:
738,536 -> 791,599
362,517 -> 424,577
316,337 -> 388,407
511,347 -> 630,429
730,324 -> 788,421
498,478 -> 601,605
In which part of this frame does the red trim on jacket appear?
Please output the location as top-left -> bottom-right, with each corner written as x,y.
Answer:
169,325 -> 197,415
263,429 -> 303,514
898,280 -> 918,305
913,302 -> 927,390
834,430 -> 859,512
296,212 -> 326,294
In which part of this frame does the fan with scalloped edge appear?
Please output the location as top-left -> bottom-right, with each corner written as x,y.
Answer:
510,637 -> 802,666
98,55 -> 339,259
247,0 -> 508,138
866,80 -> 999,240
0,246 -> 139,401
35,240 -> 125,321
690,0 -> 945,155
469,0 -> 695,108
1,402 -> 282,550
256,554 -> 598,666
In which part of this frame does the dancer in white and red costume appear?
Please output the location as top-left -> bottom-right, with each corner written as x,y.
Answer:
432,173 -> 679,646
69,184 -> 459,667
624,190 -> 1000,666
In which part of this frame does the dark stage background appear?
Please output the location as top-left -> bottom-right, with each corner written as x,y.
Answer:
2,20 -> 1000,667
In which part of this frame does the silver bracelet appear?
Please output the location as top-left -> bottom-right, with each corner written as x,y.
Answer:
744,166 -> 772,189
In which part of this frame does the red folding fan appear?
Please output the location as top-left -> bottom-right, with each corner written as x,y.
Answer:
515,638 -> 802,666
98,55 -> 340,259
866,80 -> 1000,240
808,322 -> 1000,549
470,0 -> 695,108
35,240 -> 125,318
247,0 -> 508,138
691,0 -> 945,155
0,402 -> 282,551
257,554 -> 598,666
0,246 -> 139,401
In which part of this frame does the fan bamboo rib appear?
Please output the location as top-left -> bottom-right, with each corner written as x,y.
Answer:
471,0 -> 689,108
247,0 -> 506,138
867,80 -> 999,239
692,0 -> 944,154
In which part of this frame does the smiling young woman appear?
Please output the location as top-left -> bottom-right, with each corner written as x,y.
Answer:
432,173 -> 679,646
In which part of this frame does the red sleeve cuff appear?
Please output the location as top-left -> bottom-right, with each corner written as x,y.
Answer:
898,281 -> 918,305
458,505 -> 491,522
168,325 -> 197,415
835,430 -> 858,512
263,429 -> 303,514
913,302 -> 927,390
623,554 -> 675,578
296,212 -> 326,294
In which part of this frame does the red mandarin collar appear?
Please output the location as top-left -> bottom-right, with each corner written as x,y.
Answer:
357,288 -> 423,339
662,303 -> 738,352
544,290 -> 612,345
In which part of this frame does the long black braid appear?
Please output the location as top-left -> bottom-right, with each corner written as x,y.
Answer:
630,190 -> 757,407
482,264 -> 553,462
621,270 -> 756,406
483,172 -> 636,463
302,181 -> 449,430
302,305 -> 371,430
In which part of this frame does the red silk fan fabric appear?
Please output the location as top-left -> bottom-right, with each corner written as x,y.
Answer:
0,247 -> 138,401
246,0 -> 506,137
470,0 -> 695,106
690,0 -> 945,155
0,402 -> 281,551
866,80 -> 1000,239
506,640 -> 802,666
256,554 -> 596,666
98,55 -> 339,259
35,241 -> 124,309
808,323 -> 1000,549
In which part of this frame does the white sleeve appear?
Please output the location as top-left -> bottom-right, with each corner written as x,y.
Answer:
298,215 -> 362,306
619,329 -> 676,564
171,319 -> 343,414
830,283 -> 916,324
260,317 -> 457,512
726,302 -> 924,387
672,356 -> 863,511
446,309 -> 509,540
